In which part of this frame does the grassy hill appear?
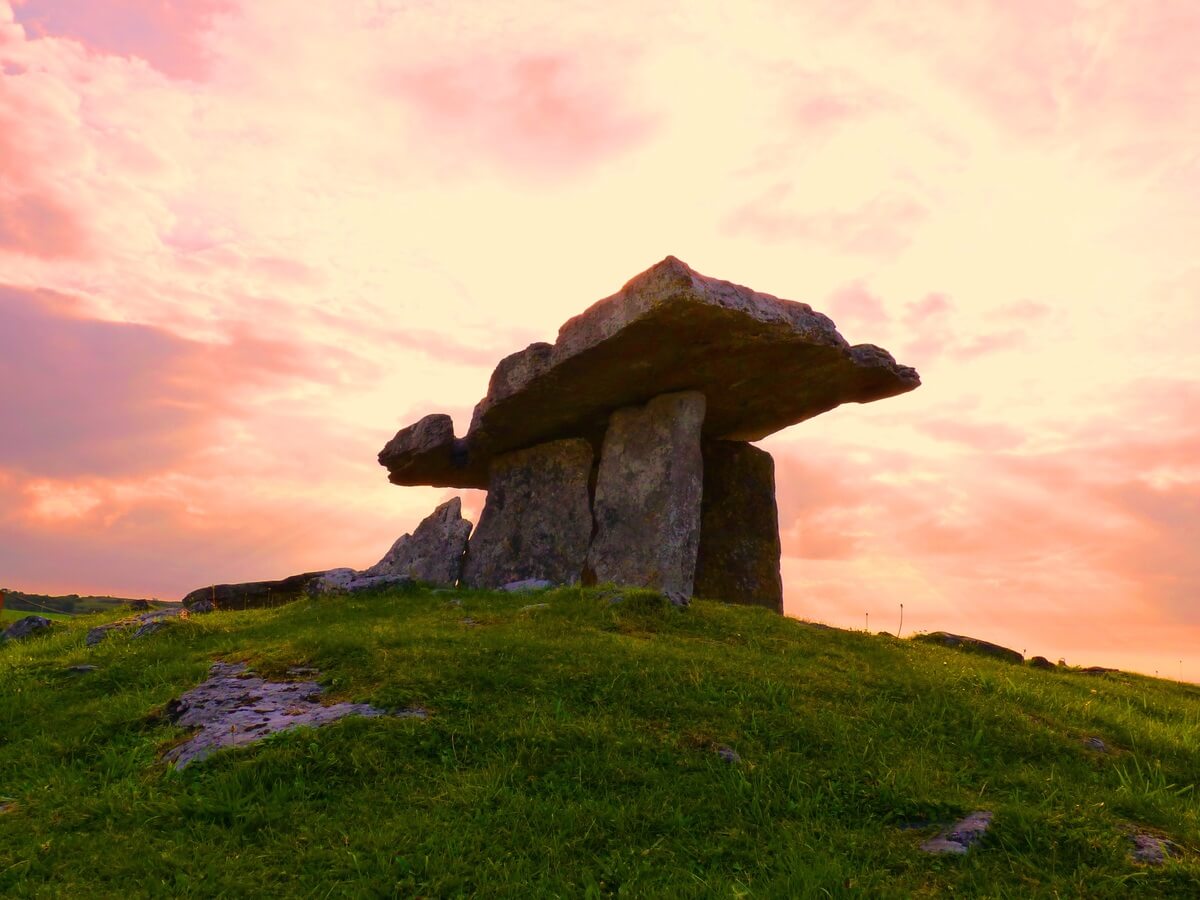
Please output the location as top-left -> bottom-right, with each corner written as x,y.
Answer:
0,588 -> 161,617
1,585 -> 1197,896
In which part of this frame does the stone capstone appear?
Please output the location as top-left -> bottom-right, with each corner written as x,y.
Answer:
2,615 -> 53,641
693,441 -> 783,611
585,392 -> 705,596
181,571 -> 327,611
163,661 -> 427,768
460,439 -> 594,589
379,256 -> 920,488
361,497 -> 473,585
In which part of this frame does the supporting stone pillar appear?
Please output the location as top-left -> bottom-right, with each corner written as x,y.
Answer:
460,438 -> 594,588
585,391 -> 706,596
693,441 -> 783,612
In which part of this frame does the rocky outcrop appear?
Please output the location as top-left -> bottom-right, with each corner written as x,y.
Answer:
2,615 -> 53,641
361,497 -> 472,585
307,568 -> 413,595
693,441 -> 783,611
461,439 -> 594,589
379,256 -> 920,488
916,632 -> 1023,665
585,392 -> 706,596
181,571 -> 327,611
86,607 -> 188,646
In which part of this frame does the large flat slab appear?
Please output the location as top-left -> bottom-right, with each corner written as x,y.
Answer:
380,256 -> 919,488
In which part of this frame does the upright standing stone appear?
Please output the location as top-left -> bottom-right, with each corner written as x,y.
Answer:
361,497 -> 473,585
694,441 -> 783,612
586,391 -> 706,596
460,439 -> 594,589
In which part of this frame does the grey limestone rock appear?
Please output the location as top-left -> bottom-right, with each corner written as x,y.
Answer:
921,811 -> 993,855
693,440 -> 783,612
362,497 -> 473,586
500,579 -> 555,592
460,439 -> 593,589
163,661 -> 426,768
586,392 -> 706,597
2,615 -> 53,641
307,568 -> 413,595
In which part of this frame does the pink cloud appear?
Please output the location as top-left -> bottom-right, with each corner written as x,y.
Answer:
726,190 -> 927,255
0,188 -> 88,258
11,0 -> 234,80
917,418 -> 1026,452
0,285 -> 321,477
825,281 -> 891,331
385,52 -> 655,176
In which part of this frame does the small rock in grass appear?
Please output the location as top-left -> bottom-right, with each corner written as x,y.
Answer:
67,664 -> 98,674
133,620 -> 170,639
2,615 -> 53,642
1028,656 -> 1055,670
1084,736 -> 1108,753
500,579 -> 555,592
920,810 -> 992,855
664,591 -> 690,608
519,603 -> 549,613
1131,832 -> 1172,865
461,617 -> 480,627
88,607 -> 188,646
715,745 -> 741,765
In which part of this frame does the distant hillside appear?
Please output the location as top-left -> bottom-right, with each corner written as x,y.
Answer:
0,588 -> 165,616
1,584 -> 1198,895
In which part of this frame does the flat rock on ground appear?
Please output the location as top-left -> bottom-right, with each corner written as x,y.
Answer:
307,569 -> 413,596
461,438 -> 594,589
921,811 -> 993,854
586,392 -> 706,597
87,608 -> 188,647
361,497 -> 473,585
163,661 -> 426,768
380,256 -> 920,488
181,571 -> 327,611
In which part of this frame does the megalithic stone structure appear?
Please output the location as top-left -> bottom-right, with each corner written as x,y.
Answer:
378,256 -> 920,606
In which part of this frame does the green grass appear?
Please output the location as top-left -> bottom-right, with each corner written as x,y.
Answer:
1,586 -> 1198,897
0,608 -> 72,624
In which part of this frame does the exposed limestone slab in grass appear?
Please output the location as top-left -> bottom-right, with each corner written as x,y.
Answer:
920,811 -> 993,855
2,615 -> 53,642
1131,831 -> 1174,865
163,662 -> 427,769
87,607 -> 188,646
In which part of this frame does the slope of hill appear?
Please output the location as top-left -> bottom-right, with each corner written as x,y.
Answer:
1,585 -> 1197,896
0,588 -> 160,616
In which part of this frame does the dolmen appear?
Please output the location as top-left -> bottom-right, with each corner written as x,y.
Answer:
379,256 -> 920,612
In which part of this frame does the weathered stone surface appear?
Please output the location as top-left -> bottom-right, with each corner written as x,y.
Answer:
915,632 -> 1023,665
2,615 -> 53,641
693,441 -> 783,612
87,607 -> 188,646
379,414 -> 473,487
460,439 -> 593,589
163,662 -> 427,768
361,497 -> 473,585
921,811 -> 993,855
585,392 -> 706,596
1028,655 -> 1055,670
500,579 -> 555,592
1130,832 -> 1173,865
307,568 -> 413,595
180,571 -> 326,611
379,256 -> 921,488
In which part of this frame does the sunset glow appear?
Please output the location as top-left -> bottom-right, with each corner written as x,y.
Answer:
2,1 -> 1197,678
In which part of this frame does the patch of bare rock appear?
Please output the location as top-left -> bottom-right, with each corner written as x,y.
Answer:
86,607 -> 193,647
1,615 -> 54,642
163,662 -> 426,768
1130,831 -> 1174,865
920,811 -> 993,855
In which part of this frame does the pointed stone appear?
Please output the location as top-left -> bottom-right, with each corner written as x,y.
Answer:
460,439 -> 594,589
585,392 -> 706,596
362,497 -> 473,586
694,441 -> 783,612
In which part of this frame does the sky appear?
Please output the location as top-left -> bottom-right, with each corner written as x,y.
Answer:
1,0 -> 1197,679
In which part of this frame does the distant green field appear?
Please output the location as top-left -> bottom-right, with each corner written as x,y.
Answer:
0,608 -> 72,624
2,585 -> 1198,896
